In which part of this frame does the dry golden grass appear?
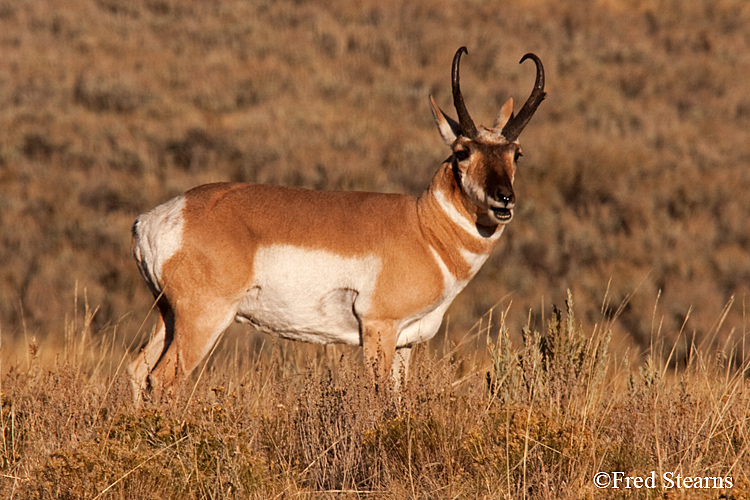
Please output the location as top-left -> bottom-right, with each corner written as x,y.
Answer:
2,0 -> 750,497
1,292 -> 748,499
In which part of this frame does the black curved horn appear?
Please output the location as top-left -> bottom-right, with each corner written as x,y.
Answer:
501,53 -> 546,141
452,47 -> 478,139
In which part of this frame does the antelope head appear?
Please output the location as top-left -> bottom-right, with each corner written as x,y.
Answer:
430,47 -> 546,228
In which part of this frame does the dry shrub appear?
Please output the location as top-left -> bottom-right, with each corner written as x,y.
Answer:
1,292 -> 747,499
1,0 -> 750,496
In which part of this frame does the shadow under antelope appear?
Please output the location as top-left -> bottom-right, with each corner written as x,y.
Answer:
129,47 -> 546,401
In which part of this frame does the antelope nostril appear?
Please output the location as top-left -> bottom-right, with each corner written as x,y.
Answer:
495,192 -> 515,206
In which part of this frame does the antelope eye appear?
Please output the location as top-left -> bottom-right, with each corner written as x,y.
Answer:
453,149 -> 470,162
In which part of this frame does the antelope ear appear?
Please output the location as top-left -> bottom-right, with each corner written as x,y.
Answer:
493,97 -> 514,130
429,95 -> 461,145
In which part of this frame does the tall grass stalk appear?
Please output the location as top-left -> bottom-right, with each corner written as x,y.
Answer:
0,292 -> 747,499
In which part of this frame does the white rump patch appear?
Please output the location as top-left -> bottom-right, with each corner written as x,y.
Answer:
236,245 -> 381,345
132,196 -> 186,291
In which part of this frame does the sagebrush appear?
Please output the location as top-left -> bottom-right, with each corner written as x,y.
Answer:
1,293 -> 747,499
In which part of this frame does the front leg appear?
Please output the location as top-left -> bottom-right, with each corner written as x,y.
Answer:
361,319 -> 398,383
391,346 -> 412,389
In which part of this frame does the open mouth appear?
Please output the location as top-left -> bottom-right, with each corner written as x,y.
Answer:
491,207 -> 513,223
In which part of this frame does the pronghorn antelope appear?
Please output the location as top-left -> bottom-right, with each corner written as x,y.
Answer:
129,47 -> 545,400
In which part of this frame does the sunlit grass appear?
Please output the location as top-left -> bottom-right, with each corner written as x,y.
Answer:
1,0 -> 750,349
0,292 -> 747,499
1,1 -> 750,496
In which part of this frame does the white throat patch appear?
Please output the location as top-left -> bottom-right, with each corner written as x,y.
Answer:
434,189 -> 479,237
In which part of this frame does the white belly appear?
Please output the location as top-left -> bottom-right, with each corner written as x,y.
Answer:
235,245 -> 381,345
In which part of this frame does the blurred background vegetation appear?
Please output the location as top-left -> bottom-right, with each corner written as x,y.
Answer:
1,0 -> 749,362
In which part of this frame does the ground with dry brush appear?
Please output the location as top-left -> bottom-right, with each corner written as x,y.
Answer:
1,0 -> 750,497
1,294 -> 748,498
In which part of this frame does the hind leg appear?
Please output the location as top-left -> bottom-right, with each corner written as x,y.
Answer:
129,302 -> 174,402
146,298 -> 238,401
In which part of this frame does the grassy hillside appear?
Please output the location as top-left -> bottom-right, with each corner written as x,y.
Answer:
1,1 -> 750,365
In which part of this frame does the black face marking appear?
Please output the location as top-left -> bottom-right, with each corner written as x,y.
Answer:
485,163 -> 514,205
